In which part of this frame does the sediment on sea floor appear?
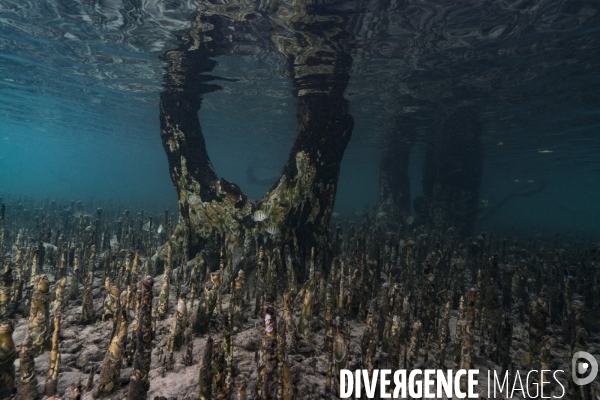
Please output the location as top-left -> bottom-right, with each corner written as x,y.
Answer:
0,196 -> 599,399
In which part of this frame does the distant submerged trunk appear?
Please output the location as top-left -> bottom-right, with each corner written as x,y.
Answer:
375,107 -> 484,238
415,106 -> 484,237
159,3 -> 357,267
375,117 -> 415,231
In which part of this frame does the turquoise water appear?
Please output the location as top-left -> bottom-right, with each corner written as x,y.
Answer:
1,0 -> 600,237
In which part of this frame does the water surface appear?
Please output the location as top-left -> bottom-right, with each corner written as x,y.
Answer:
1,0 -> 599,237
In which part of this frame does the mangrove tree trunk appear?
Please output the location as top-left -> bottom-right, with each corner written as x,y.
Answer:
159,3 -> 357,265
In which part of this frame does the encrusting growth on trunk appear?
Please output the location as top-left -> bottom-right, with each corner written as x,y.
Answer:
69,254 -> 80,300
51,277 -> 66,314
80,283 -> 94,324
102,277 -> 120,322
438,300 -> 452,367
127,276 -> 154,400
16,336 -> 38,400
231,270 -> 245,333
0,319 -> 16,398
94,308 -> 128,398
0,262 -> 14,320
192,280 -> 217,336
198,336 -> 213,400
166,292 -> 188,370
157,243 -> 172,319
257,301 -> 278,400
29,274 -> 50,356
44,312 -> 61,396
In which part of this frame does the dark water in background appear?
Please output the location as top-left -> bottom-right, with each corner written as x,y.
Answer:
1,0 -> 600,238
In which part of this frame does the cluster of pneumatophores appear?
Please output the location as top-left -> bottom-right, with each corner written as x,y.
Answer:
0,197 -> 599,400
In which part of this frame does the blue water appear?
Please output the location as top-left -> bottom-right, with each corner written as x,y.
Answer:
1,0 -> 600,237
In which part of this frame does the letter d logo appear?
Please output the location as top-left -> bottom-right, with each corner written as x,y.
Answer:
572,351 -> 598,386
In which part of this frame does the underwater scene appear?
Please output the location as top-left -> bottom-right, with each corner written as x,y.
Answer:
1,0 -> 600,399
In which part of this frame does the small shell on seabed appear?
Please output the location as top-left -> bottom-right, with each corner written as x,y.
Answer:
253,210 -> 268,222
265,224 -> 279,235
